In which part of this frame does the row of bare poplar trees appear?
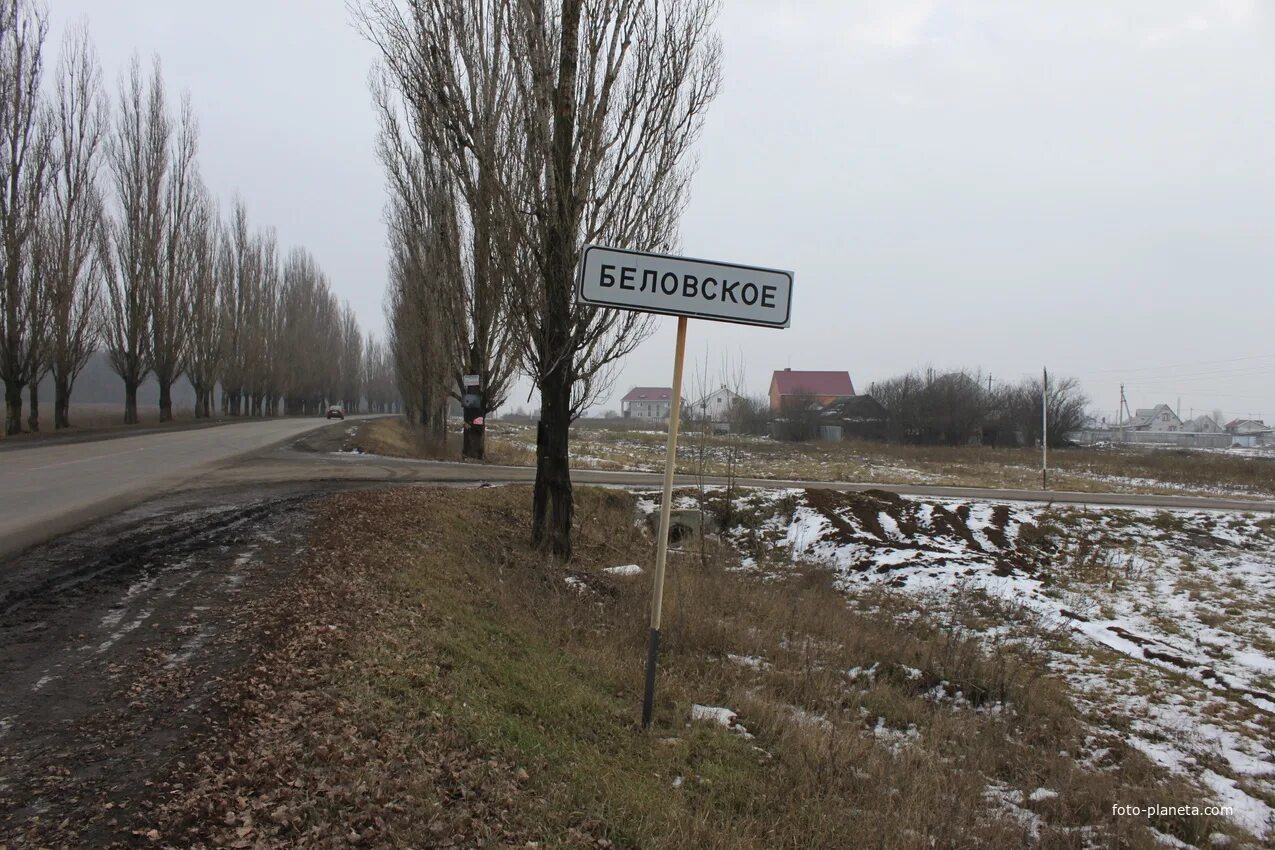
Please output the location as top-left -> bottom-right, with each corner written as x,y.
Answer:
0,1 -> 394,435
358,0 -> 721,558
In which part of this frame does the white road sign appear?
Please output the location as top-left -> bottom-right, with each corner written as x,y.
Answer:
577,244 -> 793,329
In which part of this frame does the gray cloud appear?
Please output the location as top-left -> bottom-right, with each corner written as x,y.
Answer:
50,1 -> 1275,421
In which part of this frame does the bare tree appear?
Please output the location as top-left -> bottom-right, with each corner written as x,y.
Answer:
43,23 -> 106,430
338,300 -> 362,412
372,87 -> 454,442
1004,375 -> 1089,448
358,0 -> 722,557
217,198 -> 254,415
870,369 -> 989,445
184,183 -> 220,417
362,13 -> 521,460
244,228 -> 277,416
362,331 -> 396,412
0,0 -> 52,435
151,92 -> 198,421
774,390 -> 822,442
382,204 -> 451,439
868,367 -> 1089,448
506,0 -> 721,557
278,246 -> 344,416
102,55 -> 168,425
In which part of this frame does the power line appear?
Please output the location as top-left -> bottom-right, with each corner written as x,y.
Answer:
1082,366 -> 1275,386
1086,352 -> 1275,376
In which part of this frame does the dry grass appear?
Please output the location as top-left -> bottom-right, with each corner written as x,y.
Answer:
373,415 -> 1275,498
347,414 -> 427,457
350,416 -> 538,466
0,402 -> 198,441
148,485 -> 1253,848
484,422 -> 1275,498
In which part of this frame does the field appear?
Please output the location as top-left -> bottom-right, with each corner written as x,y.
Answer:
544,421 -> 1275,497
355,416 -> 1275,499
0,403 -> 198,442
142,484 -> 1273,847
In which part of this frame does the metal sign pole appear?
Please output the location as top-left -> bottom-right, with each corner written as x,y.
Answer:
1042,366 -> 1049,489
642,315 -> 689,729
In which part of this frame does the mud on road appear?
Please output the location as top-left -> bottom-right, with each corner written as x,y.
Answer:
0,482 -> 358,848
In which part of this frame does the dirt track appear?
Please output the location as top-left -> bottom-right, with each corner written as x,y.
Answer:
0,483 -> 344,847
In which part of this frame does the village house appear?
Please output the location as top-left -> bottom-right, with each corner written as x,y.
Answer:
1121,404 -> 1182,432
768,369 -> 855,413
1072,406 -> 1257,448
1225,419 -> 1273,448
620,387 -> 683,421
691,386 -> 745,429
818,395 -> 891,442
1181,414 -> 1224,434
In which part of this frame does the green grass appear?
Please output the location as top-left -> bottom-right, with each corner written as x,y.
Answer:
150,485 -> 1259,848
314,487 -> 1250,848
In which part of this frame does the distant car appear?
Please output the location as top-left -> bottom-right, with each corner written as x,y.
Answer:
325,405 -> 345,420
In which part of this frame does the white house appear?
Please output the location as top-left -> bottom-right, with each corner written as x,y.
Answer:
1181,414 -> 1224,434
621,387 -> 682,420
1123,404 -> 1182,432
1225,419 -> 1273,448
692,387 -> 744,423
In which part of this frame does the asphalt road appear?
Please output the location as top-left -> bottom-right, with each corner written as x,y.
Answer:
206,432 -> 1275,514
0,415 -> 373,558
5,416 -> 1273,560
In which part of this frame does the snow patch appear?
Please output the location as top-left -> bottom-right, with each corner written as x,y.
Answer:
690,704 -> 752,737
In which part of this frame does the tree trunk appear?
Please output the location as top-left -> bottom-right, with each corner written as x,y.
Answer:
124,378 -> 140,425
530,0 -> 582,560
4,380 -> 23,435
55,376 -> 71,429
27,381 -> 39,432
534,361 -> 573,560
192,383 -> 205,418
158,380 -> 173,422
462,423 -> 485,460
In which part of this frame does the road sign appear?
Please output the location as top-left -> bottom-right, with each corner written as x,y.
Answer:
577,244 -> 794,329
578,244 -> 795,730
462,374 -> 481,388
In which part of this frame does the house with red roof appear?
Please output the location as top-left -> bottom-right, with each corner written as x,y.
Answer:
621,386 -> 684,420
768,369 -> 855,413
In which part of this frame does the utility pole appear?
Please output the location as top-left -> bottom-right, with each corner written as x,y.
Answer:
1118,383 -> 1128,439
1042,367 -> 1049,490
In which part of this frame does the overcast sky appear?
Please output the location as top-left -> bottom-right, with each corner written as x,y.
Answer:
48,0 -> 1275,423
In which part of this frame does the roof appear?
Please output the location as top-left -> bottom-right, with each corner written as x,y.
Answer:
769,370 -> 855,398
821,395 -> 889,420
1125,404 -> 1177,429
1181,415 -> 1220,432
693,387 -> 744,405
621,386 -> 673,403
1226,418 -> 1271,434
